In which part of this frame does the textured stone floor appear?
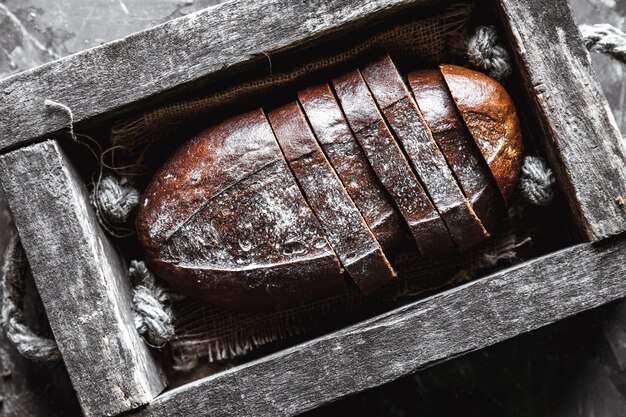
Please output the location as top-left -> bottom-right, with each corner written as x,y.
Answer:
1,1 -> 626,416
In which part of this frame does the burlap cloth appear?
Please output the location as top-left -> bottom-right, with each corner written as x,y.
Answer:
107,4 -> 533,371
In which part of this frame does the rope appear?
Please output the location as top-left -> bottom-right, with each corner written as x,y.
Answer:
91,175 -> 140,224
130,261 -> 175,348
580,23 -> 626,64
466,25 -> 512,80
1,235 -> 61,362
518,155 -> 556,207
45,100 -> 138,238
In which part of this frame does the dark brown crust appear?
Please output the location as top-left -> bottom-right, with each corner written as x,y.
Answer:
268,102 -> 396,294
136,109 -> 345,311
361,55 -> 489,251
440,64 -> 524,202
409,69 -> 504,233
298,83 -> 405,254
332,69 -> 455,256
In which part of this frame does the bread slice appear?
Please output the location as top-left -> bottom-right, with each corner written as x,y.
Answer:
332,69 -> 455,256
268,102 -> 396,294
298,83 -> 405,254
136,109 -> 345,311
409,69 -> 504,233
440,64 -> 524,201
361,55 -> 488,251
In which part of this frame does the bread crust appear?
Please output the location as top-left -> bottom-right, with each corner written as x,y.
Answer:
362,55 -> 488,251
298,83 -> 405,254
268,102 -> 396,294
136,109 -> 345,310
440,64 -> 524,201
333,69 -> 455,256
409,69 -> 504,233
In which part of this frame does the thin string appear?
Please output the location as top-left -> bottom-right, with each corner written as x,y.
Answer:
44,100 -> 137,238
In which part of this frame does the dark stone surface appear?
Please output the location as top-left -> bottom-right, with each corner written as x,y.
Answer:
1,0 -> 626,416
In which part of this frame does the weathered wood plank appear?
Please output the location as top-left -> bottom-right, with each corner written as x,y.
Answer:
0,140 -> 166,417
494,0 -> 626,241
130,238 -> 626,417
0,0 -> 436,153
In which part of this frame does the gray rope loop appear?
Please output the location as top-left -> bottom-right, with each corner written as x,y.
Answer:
466,25 -> 512,81
518,155 -> 556,207
130,261 -> 175,348
580,23 -> 626,64
91,175 -> 140,224
1,235 -> 61,362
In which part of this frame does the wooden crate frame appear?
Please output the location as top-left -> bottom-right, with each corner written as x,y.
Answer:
1,0 -> 626,416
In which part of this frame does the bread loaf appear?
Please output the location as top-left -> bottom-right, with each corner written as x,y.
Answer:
136,55 -> 524,311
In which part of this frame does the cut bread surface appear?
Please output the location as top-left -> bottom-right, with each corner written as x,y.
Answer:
268,101 -> 397,294
298,83 -> 405,254
362,55 -> 489,251
409,69 -> 504,233
333,68 -> 455,256
440,64 -> 524,201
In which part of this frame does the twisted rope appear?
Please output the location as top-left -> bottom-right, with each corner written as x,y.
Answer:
1,235 -> 60,362
466,25 -> 512,80
1,239 -> 176,362
580,23 -> 626,64
518,156 -> 556,207
90,175 -> 140,224
130,261 -> 175,348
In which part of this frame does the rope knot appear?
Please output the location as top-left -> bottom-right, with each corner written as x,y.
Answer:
466,25 -> 512,80
580,24 -> 626,62
518,156 -> 556,206
91,175 -> 140,224
130,261 -> 175,348
1,235 -> 60,362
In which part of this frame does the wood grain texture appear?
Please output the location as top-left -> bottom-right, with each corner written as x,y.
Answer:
130,238 -> 626,417
494,0 -> 626,241
0,0 -> 435,153
0,140 -> 166,417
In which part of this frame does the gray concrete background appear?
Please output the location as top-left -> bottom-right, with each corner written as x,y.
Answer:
1,0 -> 626,415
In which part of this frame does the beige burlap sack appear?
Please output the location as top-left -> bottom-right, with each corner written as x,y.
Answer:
107,4 -> 522,371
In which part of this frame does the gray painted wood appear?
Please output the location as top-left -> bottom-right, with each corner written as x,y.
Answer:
0,140 -> 166,417
494,0 -> 626,241
0,0 -> 435,153
130,238 -> 626,417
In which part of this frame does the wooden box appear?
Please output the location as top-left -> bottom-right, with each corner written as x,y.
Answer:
1,0 -> 626,416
